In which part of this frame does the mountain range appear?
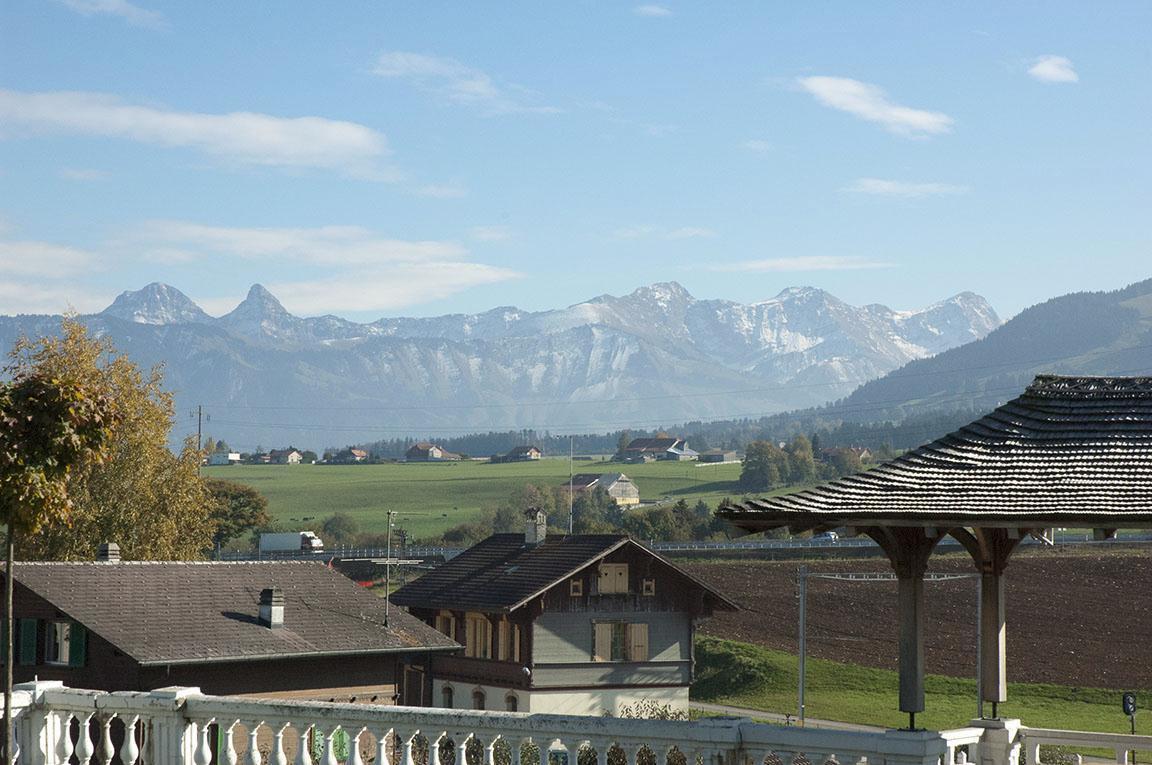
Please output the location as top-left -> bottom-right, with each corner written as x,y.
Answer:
0,281 -> 1000,449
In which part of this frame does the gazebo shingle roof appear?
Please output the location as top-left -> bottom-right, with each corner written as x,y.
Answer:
720,375 -> 1152,529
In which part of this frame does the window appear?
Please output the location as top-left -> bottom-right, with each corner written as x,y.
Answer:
569,578 -> 583,597
593,622 -> 648,662
45,622 -> 71,665
435,611 -> 456,639
441,685 -> 454,709
505,693 -> 519,712
641,578 -> 656,596
597,563 -> 629,594
464,613 -> 493,659
472,689 -> 486,710
497,619 -> 521,662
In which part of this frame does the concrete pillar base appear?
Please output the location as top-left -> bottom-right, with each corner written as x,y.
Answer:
970,718 -> 1023,765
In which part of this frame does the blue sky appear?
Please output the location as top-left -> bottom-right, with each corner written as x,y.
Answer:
2,1 -> 1149,321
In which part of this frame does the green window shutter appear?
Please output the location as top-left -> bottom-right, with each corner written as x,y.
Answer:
68,623 -> 87,667
18,619 -> 38,666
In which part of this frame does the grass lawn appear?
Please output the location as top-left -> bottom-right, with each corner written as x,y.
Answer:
694,637 -> 1150,733
205,457 -> 744,540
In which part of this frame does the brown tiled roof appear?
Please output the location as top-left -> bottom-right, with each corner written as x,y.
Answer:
13,561 -> 458,666
564,473 -> 604,490
622,437 -> 682,452
391,533 -> 737,612
719,375 -> 1152,530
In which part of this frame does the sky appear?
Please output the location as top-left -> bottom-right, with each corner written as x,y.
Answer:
2,1 -> 1150,321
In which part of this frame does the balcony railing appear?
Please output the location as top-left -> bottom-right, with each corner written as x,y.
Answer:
6,681 -> 1149,765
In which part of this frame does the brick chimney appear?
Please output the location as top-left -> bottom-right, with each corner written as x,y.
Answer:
258,587 -> 285,628
96,542 -> 120,563
524,507 -> 547,546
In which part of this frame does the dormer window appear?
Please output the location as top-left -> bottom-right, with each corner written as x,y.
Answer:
570,579 -> 583,597
641,578 -> 656,596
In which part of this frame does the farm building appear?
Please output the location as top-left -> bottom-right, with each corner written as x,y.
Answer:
406,442 -> 462,462
1,544 -> 457,705
267,448 -> 302,465
390,510 -> 737,715
490,445 -> 542,463
698,449 -> 738,463
616,436 -> 698,462
562,472 -> 640,506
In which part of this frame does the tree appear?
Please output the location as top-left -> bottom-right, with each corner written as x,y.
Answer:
321,512 -> 359,546
12,321 -> 214,562
0,369 -> 115,763
785,434 -> 817,485
206,479 -> 271,550
739,440 -> 785,491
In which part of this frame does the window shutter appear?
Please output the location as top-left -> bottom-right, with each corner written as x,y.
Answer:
18,619 -> 38,666
68,623 -> 87,667
627,623 -> 649,662
593,622 -> 613,661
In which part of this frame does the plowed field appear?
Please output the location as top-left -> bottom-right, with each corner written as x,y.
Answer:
683,547 -> 1152,691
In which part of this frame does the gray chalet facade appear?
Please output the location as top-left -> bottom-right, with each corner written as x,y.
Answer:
390,511 -> 737,716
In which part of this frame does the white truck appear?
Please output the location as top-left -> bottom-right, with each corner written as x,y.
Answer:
259,531 -> 324,554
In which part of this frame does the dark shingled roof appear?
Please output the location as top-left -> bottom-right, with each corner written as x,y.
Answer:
13,561 -> 458,666
391,533 -> 738,612
720,375 -> 1152,530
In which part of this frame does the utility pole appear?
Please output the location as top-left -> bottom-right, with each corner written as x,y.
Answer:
568,435 -> 574,535
797,565 -> 807,726
195,404 -> 203,476
384,510 -> 396,627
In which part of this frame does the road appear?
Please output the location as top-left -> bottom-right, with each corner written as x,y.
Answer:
690,701 -> 885,732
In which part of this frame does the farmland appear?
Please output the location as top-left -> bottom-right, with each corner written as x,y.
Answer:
205,457 -> 744,540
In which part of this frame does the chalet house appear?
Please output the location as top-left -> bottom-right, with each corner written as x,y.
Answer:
2,546 -> 457,705
818,447 -> 873,463
506,445 -> 542,461
268,448 -> 303,465
406,442 -> 462,462
207,450 -> 242,466
350,448 -> 369,462
562,473 -> 640,506
617,437 -> 698,462
390,511 -> 737,716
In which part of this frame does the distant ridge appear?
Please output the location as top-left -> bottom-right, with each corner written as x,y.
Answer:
0,281 -> 1000,447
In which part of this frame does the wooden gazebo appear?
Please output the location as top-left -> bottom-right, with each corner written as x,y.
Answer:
718,375 -> 1152,728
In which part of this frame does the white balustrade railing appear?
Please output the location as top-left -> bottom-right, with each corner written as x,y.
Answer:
8,681 -> 1147,765
1020,727 -> 1152,765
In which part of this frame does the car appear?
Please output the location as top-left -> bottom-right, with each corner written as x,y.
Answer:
812,531 -> 839,543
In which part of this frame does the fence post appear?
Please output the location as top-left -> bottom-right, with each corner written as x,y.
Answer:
12,680 -> 64,765
145,686 -> 204,763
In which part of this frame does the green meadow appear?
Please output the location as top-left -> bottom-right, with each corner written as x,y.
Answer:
205,457 -> 744,540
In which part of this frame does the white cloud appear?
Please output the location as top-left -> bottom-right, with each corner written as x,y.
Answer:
0,282 -> 110,314
844,178 -> 970,198
616,225 -> 717,240
132,221 -> 521,315
796,76 -> 953,137
55,0 -> 166,29
741,139 -> 772,153
373,51 -> 560,115
416,181 -> 468,199
0,240 -> 99,277
0,89 -> 390,178
1028,55 -> 1079,83
710,256 -> 895,272
468,225 -> 515,242
634,5 -> 672,17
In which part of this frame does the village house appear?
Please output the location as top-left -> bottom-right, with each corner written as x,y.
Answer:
616,437 -> 698,462
268,448 -> 303,465
207,450 -> 242,466
1,544 -> 457,705
562,473 -> 641,506
406,442 -> 462,462
818,446 -> 872,463
491,445 -> 542,463
697,449 -> 738,463
390,510 -> 737,716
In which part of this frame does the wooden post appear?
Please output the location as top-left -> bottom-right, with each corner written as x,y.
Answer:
980,570 -> 1007,707
897,573 -> 926,718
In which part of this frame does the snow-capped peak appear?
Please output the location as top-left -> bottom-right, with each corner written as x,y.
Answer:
101,282 -> 212,325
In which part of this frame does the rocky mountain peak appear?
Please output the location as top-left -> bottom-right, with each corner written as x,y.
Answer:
101,282 -> 211,325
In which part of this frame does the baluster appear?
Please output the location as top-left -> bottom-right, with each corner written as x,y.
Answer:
247,721 -> 264,765
295,724 -> 314,765
458,735 -> 472,765
223,721 -> 240,765
627,745 -> 641,765
194,721 -> 216,765
593,741 -> 610,765
376,728 -> 394,765
98,714 -> 117,765
75,713 -> 97,765
323,727 -> 341,765
348,727 -> 367,765
122,716 -> 141,765
57,712 -> 76,764
430,733 -> 445,765
485,736 -> 500,765
271,723 -> 290,765
402,732 -> 418,765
